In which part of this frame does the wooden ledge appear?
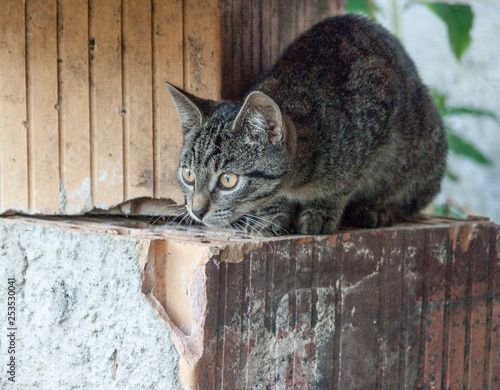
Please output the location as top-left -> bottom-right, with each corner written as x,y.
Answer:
2,215 -> 499,389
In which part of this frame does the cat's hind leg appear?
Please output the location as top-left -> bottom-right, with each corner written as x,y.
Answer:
341,178 -> 440,229
340,201 -> 395,229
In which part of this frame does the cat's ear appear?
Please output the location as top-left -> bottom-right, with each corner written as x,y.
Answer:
234,91 -> 285,145
165,83 -> 217,134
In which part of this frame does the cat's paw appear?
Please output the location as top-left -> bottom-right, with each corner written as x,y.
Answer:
297,209 -> 338,235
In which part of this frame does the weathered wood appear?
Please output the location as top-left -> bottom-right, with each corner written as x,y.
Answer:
58,0 -> 91,214
144,216 -> 500,389
490,227 -> 500,388
89,0 -> 124,208
0,0 -> 29,211
152,0 -> 183,202
184,0 -> 222,97
6,215 -> 498,389
122,0 -> 154,200
0,0 -> 345,214
26,0 -> 60,212
221,0 -> 345,99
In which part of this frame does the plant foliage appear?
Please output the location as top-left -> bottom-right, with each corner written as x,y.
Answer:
422,3 -> 473,60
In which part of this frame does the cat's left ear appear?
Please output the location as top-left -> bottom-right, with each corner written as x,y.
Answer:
234,91 -> 285,145
165,83 -> 218,135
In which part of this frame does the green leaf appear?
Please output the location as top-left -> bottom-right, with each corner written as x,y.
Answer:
445,168 -> 460,182
433,203 -> 466,218
423,3 -> 473,60
443,106 -> 500,124
346,0 -> 377,18
447,131 -> 492,165
431,89 -> 447,112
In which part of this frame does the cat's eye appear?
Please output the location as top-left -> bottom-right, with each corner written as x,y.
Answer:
218,172 -> 239,189
181,167 -> 195,184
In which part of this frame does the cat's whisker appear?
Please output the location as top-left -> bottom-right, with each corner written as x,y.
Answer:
150,204 -> 186,226
165,211 -> 188,227
241,218 -> 274,251
177,212 -> 192,227
231,221 -> 244,236
246,214 -> 290,236
243,219 -> 265,238
244,214 -> 281,236
244,216 -> 273,237
236,219 -> 254,236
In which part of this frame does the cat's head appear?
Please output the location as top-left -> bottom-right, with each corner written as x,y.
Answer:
166,83 -> 291,228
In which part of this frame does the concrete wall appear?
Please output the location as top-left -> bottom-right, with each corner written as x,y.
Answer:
0,219 -> 181,389
377,0 -> 500,222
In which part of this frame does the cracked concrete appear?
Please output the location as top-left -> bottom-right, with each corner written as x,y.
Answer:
0,218 -> 181,389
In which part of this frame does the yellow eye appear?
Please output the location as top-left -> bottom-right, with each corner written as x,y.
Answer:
181,167 -> 195,184
219,173 -> 239,189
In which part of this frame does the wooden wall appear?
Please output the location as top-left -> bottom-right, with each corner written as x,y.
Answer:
0,0 -> 343,215
221,0 -> 344,99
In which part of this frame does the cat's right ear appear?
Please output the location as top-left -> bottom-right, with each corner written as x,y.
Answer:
233,91 -> 285,145
165,83 -> 216,134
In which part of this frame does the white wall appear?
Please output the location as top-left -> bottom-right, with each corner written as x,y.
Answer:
377,0 -> 500,222
0,219 -> 182,389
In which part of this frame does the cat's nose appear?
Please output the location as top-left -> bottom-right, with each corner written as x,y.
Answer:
192,208 -> 207,220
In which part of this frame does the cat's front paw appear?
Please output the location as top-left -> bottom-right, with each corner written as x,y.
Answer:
298,210 -> 338,235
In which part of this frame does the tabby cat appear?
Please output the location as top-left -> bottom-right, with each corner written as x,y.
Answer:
166,14 -> 448,236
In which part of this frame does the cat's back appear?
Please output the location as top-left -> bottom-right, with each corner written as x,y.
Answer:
274,14 -> 415,77
257,14 -> 421,108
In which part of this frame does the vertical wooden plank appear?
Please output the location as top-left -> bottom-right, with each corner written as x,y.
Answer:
312,237 -> 337,389
251,0 -> 262,86
26,0 -> 60,212
270,0 -> 280,66
230,0 -> 242,99
122,0 -> 153,200
274,241 -> 294,390
238,248 -> 251,384
220,0 -> 232,100
332,234 -> 345,389
220,260 -> 244,389
292,241 -> 314,388
215,260 -> 228,389
152,0 -> 183,202
197,256 -> 221,389
89,0 -> 123,208
184,0 -> 221,98
443,225 -> 468,389
400,228 -> 427,389
243,245 -> 268,387
489,226 -> 500,388
380,230 -> 404,390
241,0 -> 253,95
0,0 -> 29,211
260,0 -> 272,74
58,0 -> 91,214
338,231 -> 383,388
467,225 -> 491,389
421,228 -> 449,388
279,0 -> 296,54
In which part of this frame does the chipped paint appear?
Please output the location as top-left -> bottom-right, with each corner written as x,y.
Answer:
68,177 -> 92,213
133,216 -> 499,389
459,223 -> 478,253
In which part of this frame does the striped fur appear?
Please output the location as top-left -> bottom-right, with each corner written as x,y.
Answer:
166,15 -> 447,236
